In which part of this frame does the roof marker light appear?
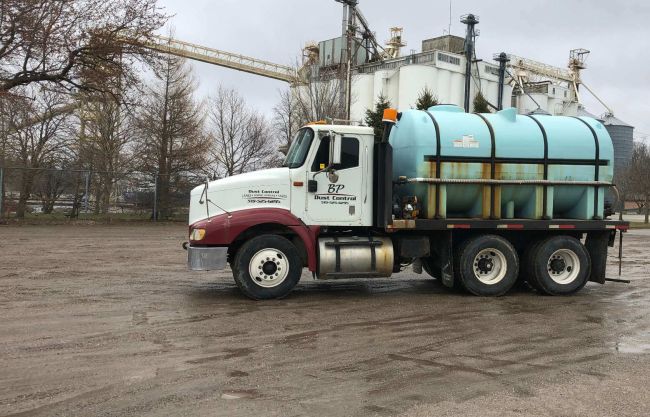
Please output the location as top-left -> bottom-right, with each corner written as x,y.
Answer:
383,108 -> 398,124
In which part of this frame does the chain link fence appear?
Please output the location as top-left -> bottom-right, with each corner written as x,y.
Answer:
0,166 -> 204,222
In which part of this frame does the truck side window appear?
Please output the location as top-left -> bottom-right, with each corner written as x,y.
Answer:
311,137 -> 360,172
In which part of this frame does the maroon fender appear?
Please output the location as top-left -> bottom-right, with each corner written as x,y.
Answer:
190,209 -> 320,271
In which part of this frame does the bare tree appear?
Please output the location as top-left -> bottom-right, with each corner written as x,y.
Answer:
620,142 -> 650,223
135,54 -> 208,219
0,0 -> 167,94
35,169 -> 67,214
208,86 -> 278,177
272,70 -> 347,154
272,88 -> 300,155
293,75 -> 346,125
4,88 -> 73,217
0,95 -> 11,219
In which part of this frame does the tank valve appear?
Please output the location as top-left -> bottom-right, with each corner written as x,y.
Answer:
402,196 -> 420,220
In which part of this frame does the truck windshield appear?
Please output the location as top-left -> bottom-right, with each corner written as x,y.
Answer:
283,128 -> 314,169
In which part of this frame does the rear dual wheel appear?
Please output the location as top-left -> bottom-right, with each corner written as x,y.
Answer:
524,236 -> 590,295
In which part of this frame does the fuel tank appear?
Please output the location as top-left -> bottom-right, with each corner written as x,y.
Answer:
317,237 -> 394,279
389,105 -> 614,220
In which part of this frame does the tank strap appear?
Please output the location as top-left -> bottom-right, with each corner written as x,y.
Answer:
333,236 -> 341,273
526,115 -> 551,220
572,117 -> 601,220
368,236 -> 376,272
475,113 -> 497,219
424,111 -> 442,219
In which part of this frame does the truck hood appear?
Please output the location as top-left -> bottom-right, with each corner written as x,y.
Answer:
189,168 -> 291,225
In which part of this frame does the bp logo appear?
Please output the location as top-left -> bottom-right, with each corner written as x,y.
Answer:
328,184 -> 345,194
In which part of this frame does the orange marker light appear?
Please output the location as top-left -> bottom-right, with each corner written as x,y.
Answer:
382,108 -> 398,123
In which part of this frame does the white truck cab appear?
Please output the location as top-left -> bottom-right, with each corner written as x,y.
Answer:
287,125 -> 375,226
188,125 -> 376,228
186,124 -> 385,300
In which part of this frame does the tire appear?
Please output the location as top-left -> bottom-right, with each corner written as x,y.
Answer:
527,236 -> 591,296
422,257 -> 440,280
454,235 -> 519,296
232,234 -> 303,300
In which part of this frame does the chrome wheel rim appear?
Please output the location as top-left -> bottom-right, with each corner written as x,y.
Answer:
473,248 -> 507,285
547,249 -> 580,284
248,248 -> 289,288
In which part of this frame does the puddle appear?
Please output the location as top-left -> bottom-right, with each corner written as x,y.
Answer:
616,336 -> 650,353
221,389 -> 258,400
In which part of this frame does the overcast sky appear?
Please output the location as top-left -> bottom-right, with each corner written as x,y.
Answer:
158,0 -> 650,139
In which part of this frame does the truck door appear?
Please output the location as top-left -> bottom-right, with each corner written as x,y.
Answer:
305,135 -> 364,224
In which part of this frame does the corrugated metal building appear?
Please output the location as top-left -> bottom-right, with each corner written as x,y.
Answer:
602,114 -> 634,182
422,35 -> 465,54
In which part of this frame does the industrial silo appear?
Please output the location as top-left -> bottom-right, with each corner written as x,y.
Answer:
602,114 -> 634,182
602,114 -> 634,212
576,106 -> 601,120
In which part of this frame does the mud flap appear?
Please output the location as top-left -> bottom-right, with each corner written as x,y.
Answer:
585,231 -> 611,284
439,231 -> 455,288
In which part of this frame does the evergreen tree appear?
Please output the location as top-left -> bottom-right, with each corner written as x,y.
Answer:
473,91 -> 491,113
415,87 -> 439,110
364,93 -> 391,140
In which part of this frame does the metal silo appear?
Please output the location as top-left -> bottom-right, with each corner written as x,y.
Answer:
602,114 -> 634,182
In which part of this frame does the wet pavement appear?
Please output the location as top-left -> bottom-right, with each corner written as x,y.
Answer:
0,225 -> 648,416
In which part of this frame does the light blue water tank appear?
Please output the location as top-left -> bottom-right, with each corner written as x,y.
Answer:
389,105 -> 614,220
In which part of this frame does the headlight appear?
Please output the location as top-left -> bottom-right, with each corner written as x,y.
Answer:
190,228 -> 206,241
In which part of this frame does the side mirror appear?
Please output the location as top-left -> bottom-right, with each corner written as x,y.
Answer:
329,134 -> 342,166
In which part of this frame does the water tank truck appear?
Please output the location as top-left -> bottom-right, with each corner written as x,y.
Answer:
185,105 -> 628,299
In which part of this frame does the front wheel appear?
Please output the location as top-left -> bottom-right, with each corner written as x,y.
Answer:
455,235 -> 519,296
232,235 -> 302,300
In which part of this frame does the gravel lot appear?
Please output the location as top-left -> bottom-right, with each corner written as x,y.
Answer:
1,224 -> 649,417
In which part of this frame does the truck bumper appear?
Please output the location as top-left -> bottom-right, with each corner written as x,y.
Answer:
187,245 -> 228,271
